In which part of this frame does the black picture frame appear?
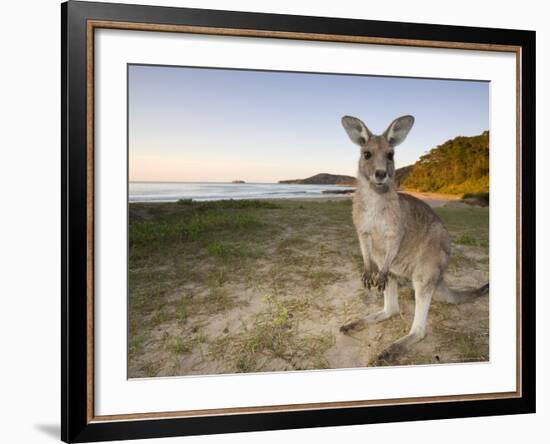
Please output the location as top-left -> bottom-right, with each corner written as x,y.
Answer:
61,1 -> 536,442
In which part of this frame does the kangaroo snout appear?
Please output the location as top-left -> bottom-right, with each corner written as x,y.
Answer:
374,170 -> 387,181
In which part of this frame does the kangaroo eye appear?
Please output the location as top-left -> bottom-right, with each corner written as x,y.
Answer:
363,151 -> 372,160
387,152 -> 394,161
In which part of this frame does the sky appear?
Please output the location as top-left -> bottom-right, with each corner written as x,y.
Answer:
128,64 -> 489,183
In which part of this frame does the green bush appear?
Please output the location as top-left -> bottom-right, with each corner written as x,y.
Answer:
462,192 -> 489,206
402,131 -> 489,195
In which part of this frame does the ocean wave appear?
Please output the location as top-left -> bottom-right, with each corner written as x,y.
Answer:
129,183 -> 354,202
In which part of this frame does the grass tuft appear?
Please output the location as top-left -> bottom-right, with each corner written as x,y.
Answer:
208,295 -> 335,372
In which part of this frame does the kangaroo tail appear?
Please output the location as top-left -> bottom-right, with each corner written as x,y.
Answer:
434,281 -> 489,304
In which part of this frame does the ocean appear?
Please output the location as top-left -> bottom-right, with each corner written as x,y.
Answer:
129,182 -> 355,202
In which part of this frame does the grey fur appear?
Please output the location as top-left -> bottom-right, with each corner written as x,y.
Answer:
340,115 -> 489,362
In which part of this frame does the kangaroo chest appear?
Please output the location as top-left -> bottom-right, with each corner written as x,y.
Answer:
354,193 -> 401,242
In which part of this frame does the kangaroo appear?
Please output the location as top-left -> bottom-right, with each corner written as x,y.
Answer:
340,115 -> 489,362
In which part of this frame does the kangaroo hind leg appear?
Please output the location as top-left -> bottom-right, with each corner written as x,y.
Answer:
340,278 -> 400,334
376,272 -> 438,362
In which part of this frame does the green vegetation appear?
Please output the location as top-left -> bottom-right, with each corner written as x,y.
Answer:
177,199 -> 281,210
129,199 -> 279,250
402,131 -> 489,194
435,207 -> 489,247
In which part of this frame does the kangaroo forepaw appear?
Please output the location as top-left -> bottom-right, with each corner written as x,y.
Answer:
361,270 -> 375,289
372,271 -> 388,292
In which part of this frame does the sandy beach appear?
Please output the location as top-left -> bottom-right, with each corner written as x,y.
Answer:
401,190 -> 465,207
128,195 -> 488,378
281,190 -> 471,206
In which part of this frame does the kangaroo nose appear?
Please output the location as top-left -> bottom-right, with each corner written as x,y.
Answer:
375,170 -> 387,180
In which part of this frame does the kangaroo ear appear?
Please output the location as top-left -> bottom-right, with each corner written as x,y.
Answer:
341,116 -> 371,146
384,115 -> 415,146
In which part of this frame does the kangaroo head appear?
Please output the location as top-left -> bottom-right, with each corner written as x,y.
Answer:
341,115 -> 414,193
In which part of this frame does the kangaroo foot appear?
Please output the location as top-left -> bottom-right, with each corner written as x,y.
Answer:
375,332 -> 425,363
340,309 -> 398,335
340,318 -> 367,334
